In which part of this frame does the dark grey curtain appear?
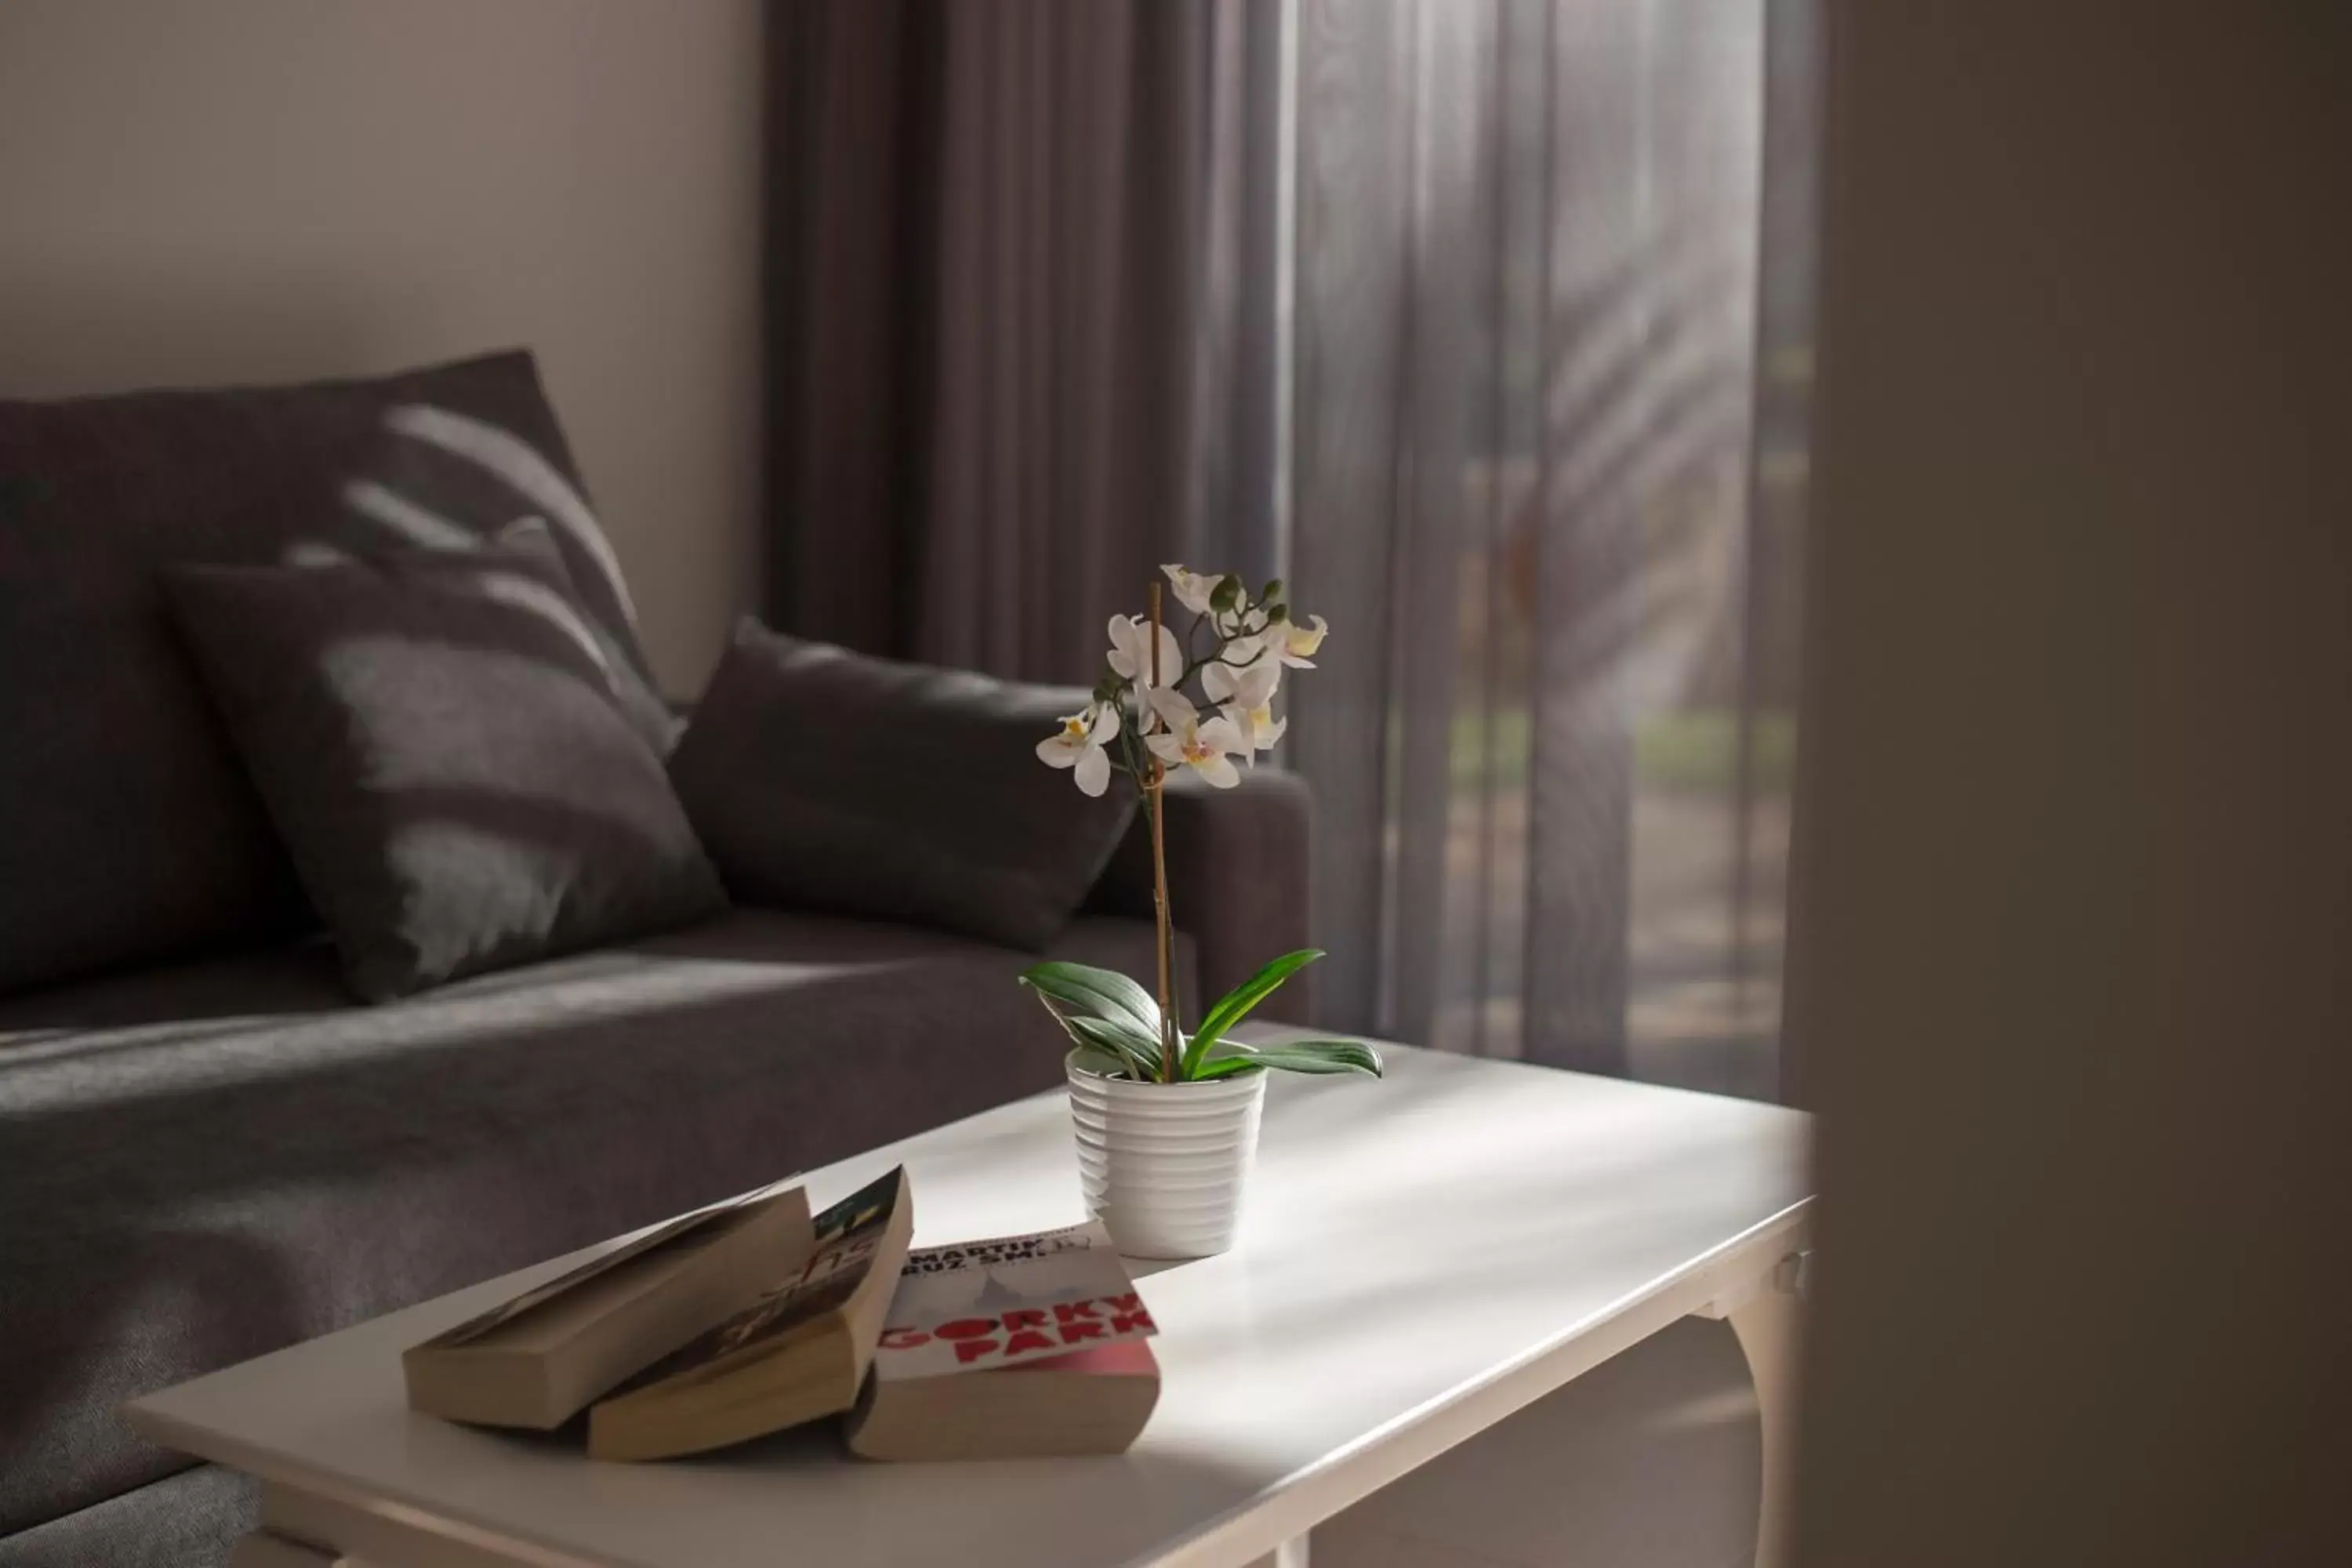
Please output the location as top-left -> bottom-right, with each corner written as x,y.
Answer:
767,0 -> 1282,684
766,0 -> 1815,1101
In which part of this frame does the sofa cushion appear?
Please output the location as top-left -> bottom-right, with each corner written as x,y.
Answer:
0,909 -> 1187,1536
163,530 -> 721,1001
0,351 -> 655,996
669,622 -> 1140,949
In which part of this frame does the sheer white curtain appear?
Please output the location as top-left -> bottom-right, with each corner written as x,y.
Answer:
1279,0 -> 1817,1099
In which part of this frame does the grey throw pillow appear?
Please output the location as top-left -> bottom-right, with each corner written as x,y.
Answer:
299,517 -> 682,760
667,621 -> 1138,950
163,534 -> 726,1002
0,349 -> 658,995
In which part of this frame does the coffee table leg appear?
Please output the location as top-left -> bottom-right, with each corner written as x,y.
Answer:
1700,1248 -> 1809,1568
1244,1535 -> 1309,1568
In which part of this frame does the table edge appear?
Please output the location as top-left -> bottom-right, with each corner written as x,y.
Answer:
125,1196 -> 1813,1568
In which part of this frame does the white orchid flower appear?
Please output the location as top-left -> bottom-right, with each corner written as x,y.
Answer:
1036,701 -> 1123,797
1106,613 -> 1184,693
1161,564 -> 1222,618
1145,688 -> 1248,788
1203,659 -> 1285,759
1275,612 -> 1330,668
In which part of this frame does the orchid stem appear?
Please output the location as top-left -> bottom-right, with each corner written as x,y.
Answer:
1147,581 -> 1178,1082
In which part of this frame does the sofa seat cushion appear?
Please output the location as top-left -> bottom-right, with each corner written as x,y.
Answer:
0,1463 -> 256,1568
0,911 -> 1187,1536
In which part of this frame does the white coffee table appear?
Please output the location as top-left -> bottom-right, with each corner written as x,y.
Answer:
127,1041 -> 1812,1568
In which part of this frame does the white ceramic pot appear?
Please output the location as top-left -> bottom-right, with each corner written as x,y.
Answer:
1065,1051 -> 1268,1260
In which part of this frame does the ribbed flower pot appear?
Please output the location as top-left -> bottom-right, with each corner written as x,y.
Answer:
1065,1051 -> 1268,1260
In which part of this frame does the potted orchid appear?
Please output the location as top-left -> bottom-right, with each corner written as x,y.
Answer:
1022,566 -> 1379,1258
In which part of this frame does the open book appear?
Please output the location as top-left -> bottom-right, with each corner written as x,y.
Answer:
402,1182 -> 814,1430
402,1167 -> 913,1461
586,1167 -> 914,1461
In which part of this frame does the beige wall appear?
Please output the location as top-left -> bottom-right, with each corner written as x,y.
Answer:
1791,4 -> 2350,1565
0,0 -> 764,695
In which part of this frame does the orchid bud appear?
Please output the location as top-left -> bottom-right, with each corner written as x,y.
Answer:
1211,574 -> 1242,612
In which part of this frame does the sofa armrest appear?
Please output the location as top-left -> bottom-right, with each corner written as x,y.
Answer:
1083,768 -> 1314,1024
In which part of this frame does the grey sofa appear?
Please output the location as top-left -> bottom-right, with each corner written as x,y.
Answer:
0,354 -> 1309,1566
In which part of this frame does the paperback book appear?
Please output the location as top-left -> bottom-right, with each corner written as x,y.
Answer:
846,1219 -> 1160,1461
586,1166 -> 914,1461
402,1182 -> 812,1431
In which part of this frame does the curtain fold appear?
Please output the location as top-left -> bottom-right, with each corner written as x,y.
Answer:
765,0 -> 938,660
768,0 -> 1276,685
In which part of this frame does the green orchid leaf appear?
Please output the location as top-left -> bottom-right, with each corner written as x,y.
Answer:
1218,1038 -> 1384,1078
1069,1042 -> 1134,1080
1190,1054 -> 1268,1080
1066,1014 -> 1166,1081
1032,993 -> 1084,1043
1061,1009 -> 1160,1055
1181,949 -> 1326,1076
1023,970 -> 1162,1080
1019,961 -> 1163,1039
